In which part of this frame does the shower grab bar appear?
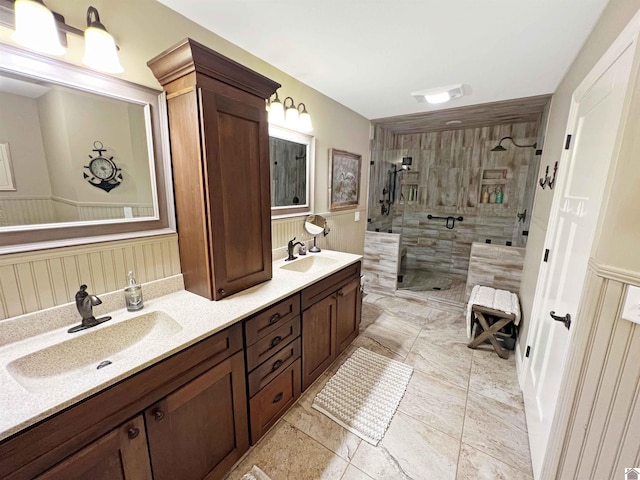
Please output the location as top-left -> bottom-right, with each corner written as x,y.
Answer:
427,215 -> 463,229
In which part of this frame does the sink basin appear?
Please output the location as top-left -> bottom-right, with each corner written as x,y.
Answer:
280,255 -> 339,273
7,311 -> 182,392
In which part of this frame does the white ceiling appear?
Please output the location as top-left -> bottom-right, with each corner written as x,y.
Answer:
157,0 -> 609,120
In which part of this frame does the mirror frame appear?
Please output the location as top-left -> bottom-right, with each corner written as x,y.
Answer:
0,42 -> 175,254
269,124 -> 315,219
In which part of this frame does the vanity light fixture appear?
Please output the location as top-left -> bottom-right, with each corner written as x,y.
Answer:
267,90 -> 313,132
297,103 -> 313,132
267,92 -> 285,124
490,136 -> 537,152
284,96 -> 299,129
411,84 -> 464,105
11,0 -> 64,56
5,1 -> 123,73
83,6 -> 123,73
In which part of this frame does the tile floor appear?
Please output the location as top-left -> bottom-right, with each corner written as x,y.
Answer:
225,292 -> 533,480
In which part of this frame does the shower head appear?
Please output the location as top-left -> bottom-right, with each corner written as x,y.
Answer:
490,136 -> 536,152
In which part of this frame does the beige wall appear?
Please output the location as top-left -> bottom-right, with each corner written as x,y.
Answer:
0,0 -> 370,319
518,0 -> 640,355
0,92 -> 52,198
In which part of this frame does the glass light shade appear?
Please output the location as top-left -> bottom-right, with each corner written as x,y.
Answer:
12,0 -> 65,56
298,111 -> 313,132
285,106 -> 299,129
268,100 -> 285,124
83,26 -> 123,73
424,91 -> 451,104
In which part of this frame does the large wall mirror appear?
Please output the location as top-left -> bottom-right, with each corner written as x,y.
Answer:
269,125 -> 315,218
0,43 -> 174,253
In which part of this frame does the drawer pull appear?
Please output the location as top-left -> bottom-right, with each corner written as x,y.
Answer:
127,428 -> 140,440
271,359 -> 283,372
338,290 -> 344,297
218,288 -> 226,295
269,336 -> 283,349
153,409 -> 165,421
273,392 -> 284,404
269,313 -> 281,324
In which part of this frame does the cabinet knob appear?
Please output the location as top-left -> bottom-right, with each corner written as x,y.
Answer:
153,409 -> 165,421
218,288 -> 226,295
269,336 -> 283,349
271,359 -> 283,372
269,313 -> 281,324
338,290 -> 344,297
272,392 -> 284,404
127,427 -> 140,440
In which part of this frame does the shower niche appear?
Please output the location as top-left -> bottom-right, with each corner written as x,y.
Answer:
480,168 -> 509,205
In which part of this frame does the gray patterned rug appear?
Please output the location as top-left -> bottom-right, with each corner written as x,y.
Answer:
312,347 -> 413,445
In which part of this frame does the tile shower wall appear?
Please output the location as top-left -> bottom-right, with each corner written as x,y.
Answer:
369,122 -> 539,280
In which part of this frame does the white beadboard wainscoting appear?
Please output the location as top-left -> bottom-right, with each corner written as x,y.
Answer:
0,209 -> 366,321
272,208 -> 367,255
0,234 -> 180,320
543,261 -> 640,479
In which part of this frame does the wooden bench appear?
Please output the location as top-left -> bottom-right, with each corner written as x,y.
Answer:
468,304 -> 517,359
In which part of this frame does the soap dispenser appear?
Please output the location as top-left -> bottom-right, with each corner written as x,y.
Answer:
124,271 -> 144,311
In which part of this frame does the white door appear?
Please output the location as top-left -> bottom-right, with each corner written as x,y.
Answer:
522,38 -> 636,478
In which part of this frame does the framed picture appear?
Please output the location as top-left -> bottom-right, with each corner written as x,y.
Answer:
329,149 -> 361,210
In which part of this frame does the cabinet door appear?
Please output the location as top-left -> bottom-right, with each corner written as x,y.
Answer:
145,351 -> 249,480
336,277 -> 362,354
200,88 -> 272,300
36,416 -> 151,480
302,294 -> 337,391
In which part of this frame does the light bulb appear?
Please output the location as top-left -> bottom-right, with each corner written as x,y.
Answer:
12,0 -> 65,56
424,91 -> 451,104
268,99 -> 285,124
83,7 -> 123,74
285,106 -> 299,129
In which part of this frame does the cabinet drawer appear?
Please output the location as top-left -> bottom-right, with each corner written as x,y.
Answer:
246,316 -> 301,372
245,295 -> 301,345
248,338 -> 301,397
250,359 -> 301,444
301,262 -> 361,310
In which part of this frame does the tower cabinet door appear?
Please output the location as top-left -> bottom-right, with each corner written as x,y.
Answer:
336,277 -> 362,354
144,351 -> 249,480
199,88 -> 272,300
35,416 -> 151,480
302,294 -> 337,391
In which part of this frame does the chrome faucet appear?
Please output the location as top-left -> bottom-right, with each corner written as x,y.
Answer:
68,285 -> 112,333
286,237 -> 305,262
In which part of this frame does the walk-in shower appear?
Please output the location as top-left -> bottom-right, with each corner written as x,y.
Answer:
367,122 -> 541,304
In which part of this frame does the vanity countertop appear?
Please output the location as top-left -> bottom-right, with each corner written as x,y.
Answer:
0,250 -> 362,442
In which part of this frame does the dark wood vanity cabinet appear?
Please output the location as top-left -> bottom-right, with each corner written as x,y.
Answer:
35,416 -> 152,480
301,262 -> 362,391
0,324 -> 247,480
147,38 -> 280,300
244,295 -> 302,444
145,351 -> 249,480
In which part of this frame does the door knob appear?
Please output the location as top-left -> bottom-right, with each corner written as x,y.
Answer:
550,311 -> 571,330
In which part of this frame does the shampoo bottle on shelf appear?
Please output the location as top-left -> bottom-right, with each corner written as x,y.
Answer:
124,271 -> 144,311
496,186 -> 504,204
481,188 -> 489,204
489,188 -> 497,204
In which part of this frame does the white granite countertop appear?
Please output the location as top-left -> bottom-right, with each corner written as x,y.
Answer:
0,250 -> 362,442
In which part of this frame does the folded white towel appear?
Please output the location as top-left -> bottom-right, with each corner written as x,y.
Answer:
466,285 -> 521,339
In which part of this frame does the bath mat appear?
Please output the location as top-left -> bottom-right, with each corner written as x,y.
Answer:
240,465 -> 272,480
312,347 -> 413,445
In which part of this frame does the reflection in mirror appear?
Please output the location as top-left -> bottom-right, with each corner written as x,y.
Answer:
269,125 -> 314,218
304,214 -> 326,252
0,73 -> 154,226
0,42 -> 173,253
